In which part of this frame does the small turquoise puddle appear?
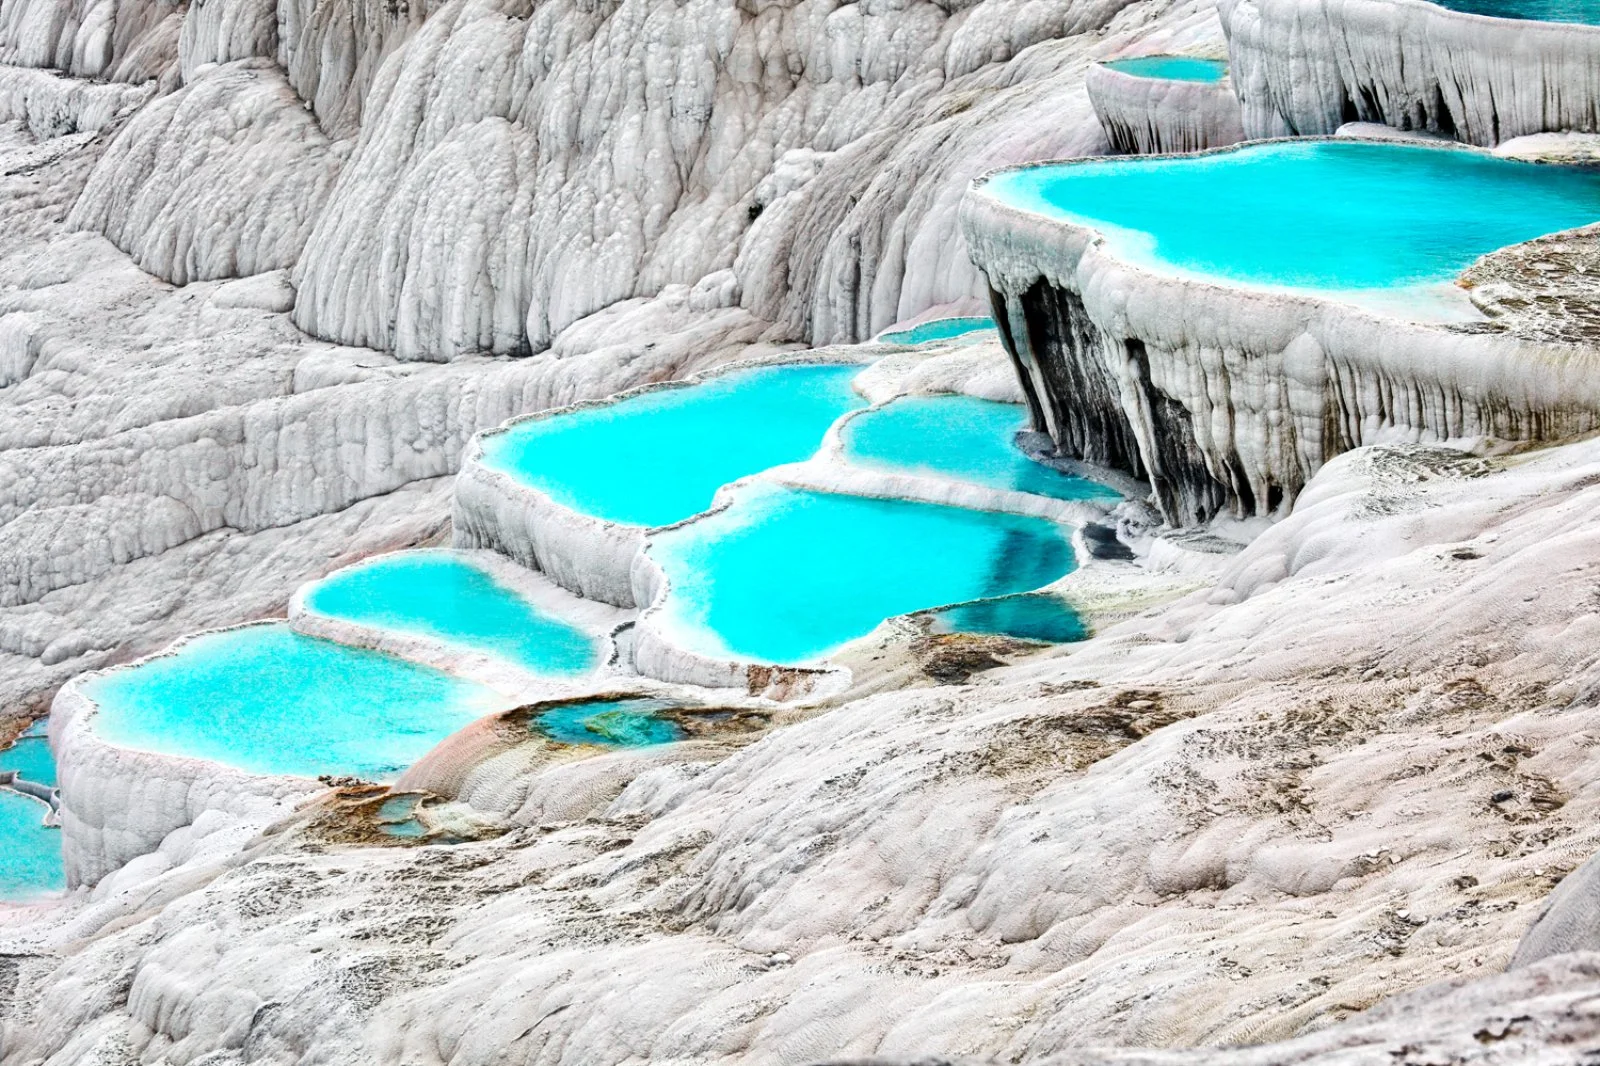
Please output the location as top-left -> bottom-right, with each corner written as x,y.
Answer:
304,552 -> 596,676
83,625 -> 505,780
1432,0 -> 1600,22
480,363 -> 867,527
928,593 -> 1089,644
376,795 -> 427,838
533,699 -> 686,747
984,141 -> 1600,294
843,395 -> 1122,502
878,317 -> 994,345
1,723 -> 63,902
649,483 -> 1076,665
1102,55 -> 1228,82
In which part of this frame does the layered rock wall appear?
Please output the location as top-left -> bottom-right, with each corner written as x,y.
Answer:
1085,63 -> 1245,153
962,163 -> 1600,523
1220,0 -> 1600,146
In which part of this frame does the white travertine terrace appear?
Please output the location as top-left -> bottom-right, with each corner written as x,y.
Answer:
960,140 -> 1600,524
1085,61 -> 1246,153
1220,0 -> 1600,145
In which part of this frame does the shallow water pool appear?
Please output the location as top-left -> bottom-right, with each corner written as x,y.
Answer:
878,317 -> 994,345
928,593 -> 1089,644
1101,56 -> 1228,81
843,395 -> 1122,502
84,625 -> 506,780
0,788 -> 62,901
1431,0 -> 1600,22
0,721 -> 55,789
648,483 -> 1077,665
533,699 -> 686,747
984,141 -> 1600,294
304,552 -> 596,675
480,363 -> 866,527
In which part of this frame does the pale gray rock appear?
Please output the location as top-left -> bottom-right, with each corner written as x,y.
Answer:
68,59 -> 346,284
1220,0 -> 1600,146
1085,60 -> 1244,154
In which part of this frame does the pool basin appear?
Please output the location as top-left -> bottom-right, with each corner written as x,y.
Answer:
1101,56 -> 1228,81
642,482 -> 1077,667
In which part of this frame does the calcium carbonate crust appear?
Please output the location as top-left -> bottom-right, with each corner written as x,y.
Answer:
1085,60 -> 1246,154
1220,0 -> 1600,145
960,137 -> 1600,525
451,350 -> 877,609
49,620 -> 324,887
286,547 -> 631,700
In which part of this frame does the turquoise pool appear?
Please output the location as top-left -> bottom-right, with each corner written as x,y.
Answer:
1102,56 -> 1228,82
648,483 -> 1077,664
878,317 -> 994,345
1,724 -> 63,902
842,395 -> 1122,502
479,363 -> 866,527
928,593 -> 1089,644
304,552 -> 596,675
1432,0 -> 1600,22
984,141 -> 1600,293
83,625 -> 505,780
0,788 -> 62,901
0,720 -> 55,789
533,699 -> 686,747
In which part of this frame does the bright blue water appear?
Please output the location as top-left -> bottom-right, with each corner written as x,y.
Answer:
929,593 -> 1089,644
304,552 -> 596,675
0,733 -> 55,789
649,483 -> 1077,665
843,395 -> 1122,502
376,795 -> 426,838
878,317 -> 994,345
84,625 -> 505,780
534,700 -> 686,747
1432,0 -> 1600,23
480,363 -> 867,527
0,788 -> 62,901
1102,56 -> 1228,82
985,141 -> 1600,292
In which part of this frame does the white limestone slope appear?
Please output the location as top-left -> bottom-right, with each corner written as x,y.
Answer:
1220,0 -> 1600,146
10,432 -> 1600,1062
1085,61 -> 1245,153
960,140 -> 1600,524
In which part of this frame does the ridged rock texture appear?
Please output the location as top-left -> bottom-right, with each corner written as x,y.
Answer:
0,0 -> 1230,721
960,161 -> 1600,524
1085,61 -> 1245,153
1219,0 -> 1600,146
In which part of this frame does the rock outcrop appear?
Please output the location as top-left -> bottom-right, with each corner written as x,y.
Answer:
1220,0 -> 1600,146
1085,61 -> 1245,154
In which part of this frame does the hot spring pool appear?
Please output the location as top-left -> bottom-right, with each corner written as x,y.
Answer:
647,483 -> 1077,665
82,625 -> 506,780
984,141 -> 1600,294
303,552 -> 597,675
1431,0 -> 1600,22
2,722 -> 63,901
1101,56 -> 1228,81
533,699 -> 686,747
479,362 -> 867,527
842,395 -> 1122,502
878,317 -> 994,345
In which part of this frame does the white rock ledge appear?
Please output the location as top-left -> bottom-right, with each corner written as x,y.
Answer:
1221,0 -> 1600,145
49,621 -> 323,888
452,352 -> 874,609
1085,62 -> 1246,154
286,548 -> 633,701
960,139 -> 1600,524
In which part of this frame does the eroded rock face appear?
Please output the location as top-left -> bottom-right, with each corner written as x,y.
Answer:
1085,62 -> 1245,154
1220,0 -> 1600,146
